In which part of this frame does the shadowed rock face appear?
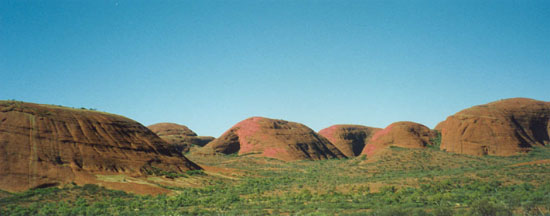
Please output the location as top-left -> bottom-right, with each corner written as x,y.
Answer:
205,117 -> 346,161
361,121 -> 436,157
0,101 -> 201,192
438,98 -> 550,156
318,125 -> 381,157
148,123 -> 214,153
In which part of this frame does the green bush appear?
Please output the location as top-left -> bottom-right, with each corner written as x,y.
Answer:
469,198 -> 512,216
432,206 -> 453,216
369,207 -> 408,216
2,146 -> 550,215
429,131 -> 442,149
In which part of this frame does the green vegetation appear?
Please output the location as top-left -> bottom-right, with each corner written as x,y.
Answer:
2,147 -> 550,215
79,107 -> 97,111
429,130 -> 442,149
0,100 -> 100,114
143,166 -> 205,179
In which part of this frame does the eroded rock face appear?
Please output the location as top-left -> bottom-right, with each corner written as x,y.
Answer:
361,121 -> 436,157
318,125 -> 381,157
205,117 -> 346,161
148,123 -> 214,153
439,98 -> 550,156
0,101 -> 201,192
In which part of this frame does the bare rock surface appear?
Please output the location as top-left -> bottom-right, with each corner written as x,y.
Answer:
318,125 -> 381,157
205,117 -> 346,161
438,98 -> 550,156
0,101 -> 200,193
361,121 -> 436,157
148,123 -> 214,153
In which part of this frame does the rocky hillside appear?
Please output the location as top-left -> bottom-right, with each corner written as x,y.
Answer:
318,125 -> 381,157
148,123 -> 214,153
361,121 -> 436,157
205,117 -> 346,161
438,98 -> 550,156
0,101 -> 201,192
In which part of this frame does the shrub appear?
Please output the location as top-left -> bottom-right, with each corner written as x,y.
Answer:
186,170 -> 205,176
429,131 -> 442,149
469,198 -> 512,216
432,206 -> 453,216
370,207 -> 408,216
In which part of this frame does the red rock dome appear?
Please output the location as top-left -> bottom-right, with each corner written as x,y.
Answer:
148,123 -> 214,153
205,117 -> 346,161
361,121 -> 436,157
0,101 -> 201,192
318,125 -> 381,157
438,98 -> 550,156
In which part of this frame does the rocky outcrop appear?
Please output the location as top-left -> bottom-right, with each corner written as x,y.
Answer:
438,98 -> 550,156
361,121 -> 436,157
204,117 -> 346,161
194,136 -> 215,146
148,123 -> 197,137
148,123 -> 214,153
318,125 -> 381,157
434,121 -> 446,132
0,101 -> 201,192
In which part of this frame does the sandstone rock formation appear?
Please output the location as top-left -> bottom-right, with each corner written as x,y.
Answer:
0,101 -> 201,192
318,125 -> 381,157
148,123 -> 214,153
434,121 -> 446,132
205,117 -> 346,161
361,121 -> 436,157
438,98 -> 550,156
148,122 -> 197,136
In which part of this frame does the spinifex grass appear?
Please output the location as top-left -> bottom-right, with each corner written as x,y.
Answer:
2,146 -> 550,215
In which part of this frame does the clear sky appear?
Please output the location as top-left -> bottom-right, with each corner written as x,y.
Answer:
1,0 -> 549,137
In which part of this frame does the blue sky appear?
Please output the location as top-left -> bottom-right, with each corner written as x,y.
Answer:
1,0 -> 549,136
